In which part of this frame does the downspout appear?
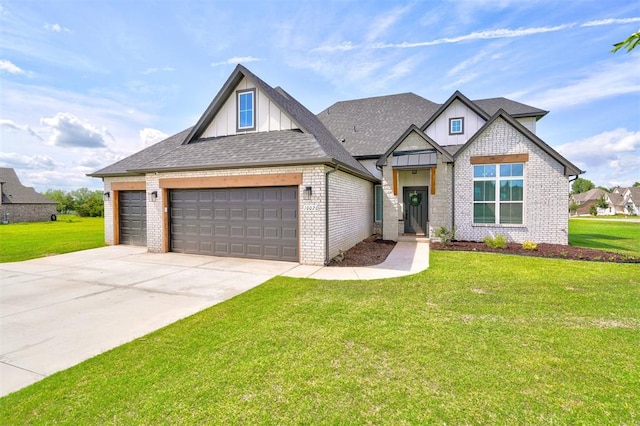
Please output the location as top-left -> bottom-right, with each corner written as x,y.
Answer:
451,162 -> 455,231
324,164 -> 339,265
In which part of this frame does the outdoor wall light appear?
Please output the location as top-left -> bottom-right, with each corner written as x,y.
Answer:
304,186 -> 313,200
149,190 -> 158,202
412,170 -> 418,174
103,191 -> 111,201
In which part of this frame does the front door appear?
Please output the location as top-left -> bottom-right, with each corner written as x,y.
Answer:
403,187 -> 428,235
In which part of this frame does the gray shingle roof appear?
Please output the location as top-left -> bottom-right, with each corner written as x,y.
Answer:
132,130 -> 329,172
92,65 -> 373,180
472,97 -> 548,118
89,128 -> 191,177
317,93 -> 440,157
0,168 -> 57,204
318,92 -> 548,157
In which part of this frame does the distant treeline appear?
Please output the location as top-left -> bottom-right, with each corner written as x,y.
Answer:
44,188 -> 104,217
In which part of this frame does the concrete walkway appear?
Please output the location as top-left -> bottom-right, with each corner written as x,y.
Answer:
0,242 -> 428,397
282,242 -> 430,280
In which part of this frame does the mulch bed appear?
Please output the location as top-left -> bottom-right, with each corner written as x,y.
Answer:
328,236 -> 396,267
432,241 -> 640,263
329,237 -> 639,267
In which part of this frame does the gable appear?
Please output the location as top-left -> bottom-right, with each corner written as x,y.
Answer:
200,76 -> 299,138
424,98 -> 487,145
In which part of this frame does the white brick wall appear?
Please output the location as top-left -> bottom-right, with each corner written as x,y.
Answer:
454,117 -> 570,244
102,176 -> 146,245
103,166 -> 388,264
328,169 -> 373,259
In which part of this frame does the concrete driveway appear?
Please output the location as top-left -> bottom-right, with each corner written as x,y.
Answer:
0,246 -> 298,397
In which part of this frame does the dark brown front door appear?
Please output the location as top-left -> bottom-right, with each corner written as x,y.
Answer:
403,187 -> 428,235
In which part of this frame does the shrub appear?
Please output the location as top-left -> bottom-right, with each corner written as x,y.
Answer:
522,240 -> 537,251
434,226 -> 456,246
589,205 -> 598,216
484,234 -> 507,249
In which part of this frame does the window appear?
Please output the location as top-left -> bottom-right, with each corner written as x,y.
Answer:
449,117 -> 464,135
237,89 -> 255,130
374,185 -> 383,222
473,163 -> 524,224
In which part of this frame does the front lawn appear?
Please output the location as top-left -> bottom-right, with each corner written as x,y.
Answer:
2,251 -> 638,424
0,215 -> 105,263
569,217 -> 640,255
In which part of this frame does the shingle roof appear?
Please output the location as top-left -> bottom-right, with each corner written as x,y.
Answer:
132,130 -> 330,172
318,92 -> 549,157
89,128 -> 191,177
317,93 -> 440,157
472,97 -> 547,119
571,188 -> 606,203
0,168 -> 57,204
92,65 -> 373,180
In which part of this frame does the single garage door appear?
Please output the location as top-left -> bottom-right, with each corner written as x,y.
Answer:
118,191 -> 147,246
170,187 -> 298,261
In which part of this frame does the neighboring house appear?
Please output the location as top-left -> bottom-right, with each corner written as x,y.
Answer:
0,168 -> 57,223
90,65 -> 583,265
614,186 -> 640,215
571,187 -> 632,216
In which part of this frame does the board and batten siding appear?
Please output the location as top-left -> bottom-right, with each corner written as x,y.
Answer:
201,76 -> 298,138
425,99 -> 486,145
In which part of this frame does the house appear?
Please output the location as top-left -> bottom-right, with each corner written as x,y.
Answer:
570,188 -> 630,216
90,65 -> 583,265
0,168 -> 57,223
613,186 -> 640,215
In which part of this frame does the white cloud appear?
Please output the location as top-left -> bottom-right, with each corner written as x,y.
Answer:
141,66 -> 175,75
0,152 -> 59,170
44,23 -> 71,32
139,128 -> 168,147
0,59 -> 24,74
556,129 -> 640,187
40,113 -> 109,148
0,118 -> 43,141
310,41 -> 356,53
519,56 -> 640,110
582,17 -> 640,27
211,56 -> 261,67
365,4 -> 413,43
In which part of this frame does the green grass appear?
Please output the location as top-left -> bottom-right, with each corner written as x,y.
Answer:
2,251 -> 638,424
0,215 -> 105,262
569,218 -> 640,255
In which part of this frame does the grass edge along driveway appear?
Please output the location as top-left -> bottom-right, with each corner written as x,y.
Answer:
2,251 -> 638,424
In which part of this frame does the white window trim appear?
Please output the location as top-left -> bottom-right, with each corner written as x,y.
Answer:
472,163 -> 526,226
237,88 -> 256,131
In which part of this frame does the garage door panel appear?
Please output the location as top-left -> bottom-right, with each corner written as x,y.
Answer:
170,187 -> 298,261
119,191 -> 147,246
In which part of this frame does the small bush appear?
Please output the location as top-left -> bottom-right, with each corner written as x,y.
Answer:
434,226 -> 456,246
590,205 -> 598,216
484,234 -> 507,249
522,240 -> 537,251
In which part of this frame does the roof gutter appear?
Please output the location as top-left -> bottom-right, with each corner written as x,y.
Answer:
324,164 -> 339,265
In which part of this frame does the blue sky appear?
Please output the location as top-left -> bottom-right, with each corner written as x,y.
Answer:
1,0 -> 638,192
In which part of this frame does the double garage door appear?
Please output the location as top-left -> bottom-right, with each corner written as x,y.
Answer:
169,187 -> 299,262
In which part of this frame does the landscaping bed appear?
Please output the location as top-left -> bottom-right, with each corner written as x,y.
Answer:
328,236 -> 396,266
432,241 -> 640,263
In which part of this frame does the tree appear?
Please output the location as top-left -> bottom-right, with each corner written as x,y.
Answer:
44,189 -> 75,213
597,194 -> 609,210
634,182 -> 640,187
71,188 -> 104,217
612,30 -> 640,53
571,177 -> 595,194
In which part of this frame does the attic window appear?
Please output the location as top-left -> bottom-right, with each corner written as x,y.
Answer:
449,117 -> 464,135
237,89 -> 256,131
